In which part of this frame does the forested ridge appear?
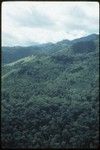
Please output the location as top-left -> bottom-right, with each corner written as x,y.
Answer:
1,34 -> 99,148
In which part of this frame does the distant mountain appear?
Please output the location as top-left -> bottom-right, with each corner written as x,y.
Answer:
71,34 -> 99,43
2,34 -> 99,64
56,39 -> 71,45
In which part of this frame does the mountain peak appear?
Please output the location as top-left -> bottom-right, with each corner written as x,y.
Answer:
71,33 -> 99,44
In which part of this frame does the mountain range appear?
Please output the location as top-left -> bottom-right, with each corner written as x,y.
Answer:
1,34 -> 99,148
2,34 -> 99,64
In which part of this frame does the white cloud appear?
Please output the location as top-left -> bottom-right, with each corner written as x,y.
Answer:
2,1 -> 99,46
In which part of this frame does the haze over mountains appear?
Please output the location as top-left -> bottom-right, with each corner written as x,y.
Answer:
1,34 -> 99,148
2,34 -> 99,64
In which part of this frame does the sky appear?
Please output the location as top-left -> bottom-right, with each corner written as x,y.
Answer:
2,1 -> 99,46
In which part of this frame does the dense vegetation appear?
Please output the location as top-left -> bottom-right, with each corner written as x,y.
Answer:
1,34 -> 99,148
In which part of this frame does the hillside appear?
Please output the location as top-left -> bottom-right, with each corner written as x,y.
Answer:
2,34 -> 99,64
1,34 -> 99,148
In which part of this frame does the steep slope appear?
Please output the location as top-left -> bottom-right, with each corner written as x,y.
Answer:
1,35 -> 99,148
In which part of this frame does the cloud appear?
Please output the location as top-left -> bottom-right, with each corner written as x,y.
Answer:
6,7 -> 54,28
2,2 -> 99,46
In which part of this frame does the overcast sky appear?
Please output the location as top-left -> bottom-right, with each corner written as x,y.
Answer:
2,1 -> 99,46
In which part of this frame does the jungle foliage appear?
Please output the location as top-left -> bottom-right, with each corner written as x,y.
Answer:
1,34 -> 99,148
